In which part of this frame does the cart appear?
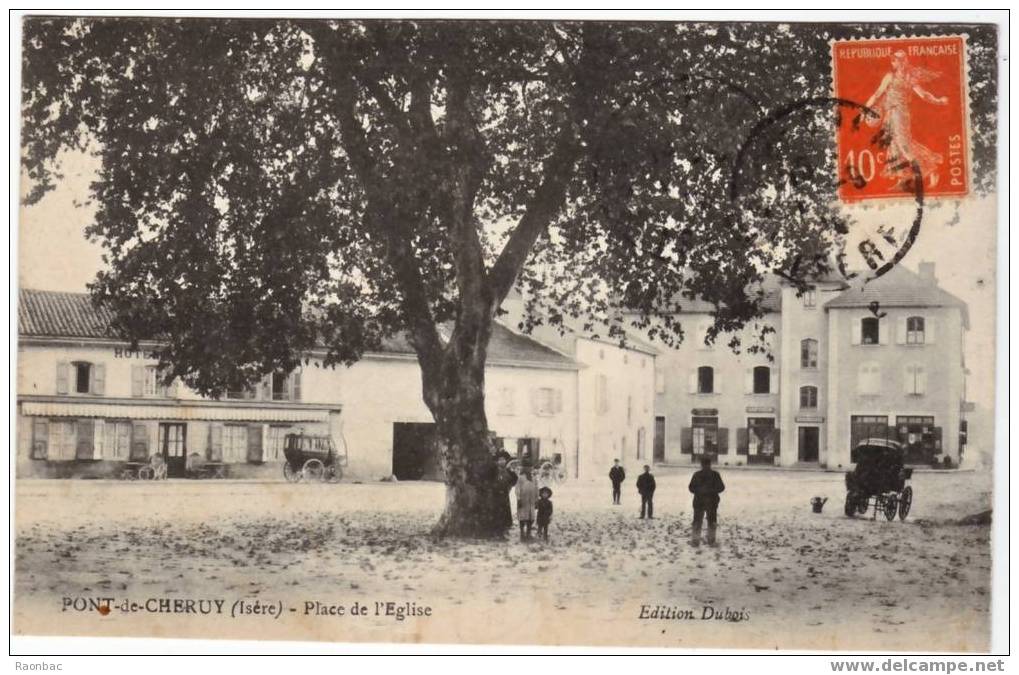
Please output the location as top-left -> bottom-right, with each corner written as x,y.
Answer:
282,433 -> 346,483
844,438 -> 913,521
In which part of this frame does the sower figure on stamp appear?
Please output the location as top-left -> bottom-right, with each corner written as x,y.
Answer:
636,465 -> 656,519
609,459 -> 626,505
689,456 -> 725,546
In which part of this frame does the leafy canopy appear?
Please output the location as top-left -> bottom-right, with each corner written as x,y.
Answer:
21,19 -> 997,394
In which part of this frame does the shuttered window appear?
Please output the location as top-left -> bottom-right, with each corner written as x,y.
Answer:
265,425 -> 292,462
31,419 -> 49,459
103,421 -> 132,460
50,420 -> 77,461
222,425 -> 248,462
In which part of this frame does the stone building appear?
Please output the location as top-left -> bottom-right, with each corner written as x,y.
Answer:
17,288 -> 658,481
632,263 -> 969,468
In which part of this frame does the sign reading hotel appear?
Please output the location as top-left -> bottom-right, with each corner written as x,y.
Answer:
833,36 -> 969,201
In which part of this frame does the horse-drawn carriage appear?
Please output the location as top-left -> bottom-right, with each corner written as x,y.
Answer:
282,433 -> 346,483
844,438 -> 913,521
506,454 -> 567,486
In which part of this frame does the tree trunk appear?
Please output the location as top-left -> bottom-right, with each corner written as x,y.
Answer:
425,329 -> 507,538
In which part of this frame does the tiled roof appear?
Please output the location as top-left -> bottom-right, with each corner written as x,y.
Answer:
19,288 -> 116,338
378,323 -> 577,367
18,288 -> 577,368
824,265 -> 968,318
635,273 -> 784,315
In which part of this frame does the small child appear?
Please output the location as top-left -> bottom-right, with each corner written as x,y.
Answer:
536,486 -> 554,542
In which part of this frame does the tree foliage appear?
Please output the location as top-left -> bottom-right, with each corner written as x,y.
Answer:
21,19 -> 997,389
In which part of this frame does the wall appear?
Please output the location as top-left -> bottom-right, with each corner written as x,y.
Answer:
649,312 -> 782,466
825,306 -> 964,468
333,355 -> 578,480
574,338 -> 656,480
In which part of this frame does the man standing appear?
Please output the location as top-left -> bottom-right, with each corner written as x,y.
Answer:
689,456 -> 726,546
608,459 -> 626,505
636,464 -> 656,519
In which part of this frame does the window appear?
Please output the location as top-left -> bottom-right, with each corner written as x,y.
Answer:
533,387 -> 560,416
272,373 -> 290,401
58,361 -> 104,395
803,290 -> 816,308
143,366 -> 158,396
904,364 -> 927,395
753,366 -> 771,394
858,362 -> 881,395
655,370 -> 666,394
226,383 -> 257,400
31,419 -> 49,459
799,386 -> 818,409
800,338 -> 818,369
74,362 -> 91,393
906,316 -> 925,344
103,421 -> 132,460
861,317 -> 880,345
49,420 -> 77,461
265,426 -> 292,462
627,396 -> 633,425
222,425 -> 249,462
697,366 -> 714,394
497,387 -> 516,416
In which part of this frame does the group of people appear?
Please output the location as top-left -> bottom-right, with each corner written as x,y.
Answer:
610,456 -> 726,546
493,453 -> 553,542
492,450 -> 727,546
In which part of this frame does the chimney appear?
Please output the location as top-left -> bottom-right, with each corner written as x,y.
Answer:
918,261 -> 936,284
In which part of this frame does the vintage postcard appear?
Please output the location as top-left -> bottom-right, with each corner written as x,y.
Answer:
13,15 -> 1001,653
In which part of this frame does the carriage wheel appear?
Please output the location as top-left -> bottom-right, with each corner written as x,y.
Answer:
302,459 -> 325,482
326,465 -> 342,483
844,492 -> 857,518
898,486 -> 913,521
137,466 -> 155,481
283,462 -> 301,483
883,494 -> 899,521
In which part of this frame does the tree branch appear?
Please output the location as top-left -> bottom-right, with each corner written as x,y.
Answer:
332,70 -> 444,376
487,123 -> 579,311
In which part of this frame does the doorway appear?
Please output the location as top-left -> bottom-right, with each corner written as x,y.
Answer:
653,416 -> 666,462
392,422 -> 441,481
798,426 -> 820,463
158,423 -> 187,477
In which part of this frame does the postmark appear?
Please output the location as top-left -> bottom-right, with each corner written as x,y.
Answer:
832,35 -> 969,202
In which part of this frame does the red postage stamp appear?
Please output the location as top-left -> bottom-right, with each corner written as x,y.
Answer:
833,35 -> 969,202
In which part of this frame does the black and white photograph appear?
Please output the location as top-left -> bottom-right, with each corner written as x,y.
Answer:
10,11 -> 1005,656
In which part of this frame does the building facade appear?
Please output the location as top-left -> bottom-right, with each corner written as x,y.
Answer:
15,289 -> 598,480
633,263 -> 969,468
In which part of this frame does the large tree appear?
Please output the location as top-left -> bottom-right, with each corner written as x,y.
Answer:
20,18 -> 996,536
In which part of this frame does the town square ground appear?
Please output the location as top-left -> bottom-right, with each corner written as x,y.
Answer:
13,468 -> 992,651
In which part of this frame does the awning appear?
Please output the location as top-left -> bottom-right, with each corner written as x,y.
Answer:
21,400 -> 333,423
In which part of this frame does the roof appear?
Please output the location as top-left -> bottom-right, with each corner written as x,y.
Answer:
19,288 -> 117,339
621,273 -> 784,315
824,266 -> 969,326
377,322 -> 578,367
18,288 -> 577,369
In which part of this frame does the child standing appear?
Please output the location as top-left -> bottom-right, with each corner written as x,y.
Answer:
515,469 -> 538,541
536,486 -> 554,542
